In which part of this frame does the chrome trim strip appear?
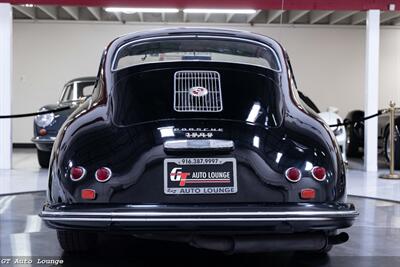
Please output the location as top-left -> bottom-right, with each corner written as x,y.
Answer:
41,210 -> 358,218
31,137 -> 55,144
111,35 -> 282,72
42,217 -> 333,222
164,139 -> 234,150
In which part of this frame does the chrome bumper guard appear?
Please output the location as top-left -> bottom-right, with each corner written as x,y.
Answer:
31,137 -> 56,144
40,209 -> 358,223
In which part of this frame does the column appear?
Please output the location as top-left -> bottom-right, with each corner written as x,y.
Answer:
364,9 -> 380,172
0,3 -> 12,169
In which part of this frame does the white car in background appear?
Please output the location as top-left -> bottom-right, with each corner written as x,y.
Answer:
297,91 -> 347,162
319,107 -> 347,162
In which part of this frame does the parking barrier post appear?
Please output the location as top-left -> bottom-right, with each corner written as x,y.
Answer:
379,101 -> 400,179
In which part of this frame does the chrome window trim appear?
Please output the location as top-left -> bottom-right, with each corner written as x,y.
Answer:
111,35 -> 282,72
59,83 -> 71,102
59,80 -> 96,103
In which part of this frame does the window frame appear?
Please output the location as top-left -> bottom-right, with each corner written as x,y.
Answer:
111,35 -> 282,73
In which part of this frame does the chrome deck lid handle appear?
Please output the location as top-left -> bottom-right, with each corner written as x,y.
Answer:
164,139 -> 234,150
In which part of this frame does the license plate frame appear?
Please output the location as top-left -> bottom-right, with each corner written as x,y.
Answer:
163,157 -> 237,195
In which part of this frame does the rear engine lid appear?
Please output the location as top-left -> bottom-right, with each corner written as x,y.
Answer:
112,62 -> 283,128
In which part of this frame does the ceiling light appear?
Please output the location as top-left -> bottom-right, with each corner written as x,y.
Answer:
183,9 -> 256,14
105,7 -> 179,14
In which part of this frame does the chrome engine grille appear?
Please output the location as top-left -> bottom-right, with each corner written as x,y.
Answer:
174,70 -> 223,112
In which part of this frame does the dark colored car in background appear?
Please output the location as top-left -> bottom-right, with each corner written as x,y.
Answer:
346,109 -> 400,169
39,28 -> 357,253
32,77 -> 96,167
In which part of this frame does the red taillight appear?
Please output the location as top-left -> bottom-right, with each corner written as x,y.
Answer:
95,167 -> 112,182
285,167 -> 302,182
70,166 -> 86,181
81,189 -> 96,200
300,188 -> 316,200
312,166 -> 326,181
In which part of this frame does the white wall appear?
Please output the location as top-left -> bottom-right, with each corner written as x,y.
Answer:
11,21 -> 400,143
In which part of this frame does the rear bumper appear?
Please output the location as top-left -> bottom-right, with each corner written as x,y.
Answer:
40,202 -> 358,233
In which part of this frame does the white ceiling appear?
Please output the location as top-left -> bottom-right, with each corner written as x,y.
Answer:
11,5 -> 400,26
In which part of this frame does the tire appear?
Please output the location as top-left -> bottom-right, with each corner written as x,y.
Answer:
304,244 -> 332,255
57,230 -> 98,252
37,149 -> 50,168
315,244 -> 332,254
384,130 -> 400,170
346,111 -> 365,158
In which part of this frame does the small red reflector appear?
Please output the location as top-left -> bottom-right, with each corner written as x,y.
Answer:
300,189 -> 316,200
70,166 -> 86,181
81,189 -> 96,200
39,128 -> 47,136
312,166 -> 326,181
285,167 -> 302,182
95,167 -> 112,182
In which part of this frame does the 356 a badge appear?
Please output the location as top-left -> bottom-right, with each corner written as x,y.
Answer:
164,158 -> 237,194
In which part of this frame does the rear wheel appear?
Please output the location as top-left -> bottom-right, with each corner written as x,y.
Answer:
346,122 -> 364,158
384,130 -> 400,170
57,230 -> 98,252
37,149 -> 50,168
346,111 -> 365,158
315,244 -> 332,254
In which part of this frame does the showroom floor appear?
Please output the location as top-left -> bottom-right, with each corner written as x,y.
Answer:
0,193 -> 399,266
1,149 -> 400,266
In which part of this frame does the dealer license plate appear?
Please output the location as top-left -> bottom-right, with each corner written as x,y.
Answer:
164,158 -> 237,195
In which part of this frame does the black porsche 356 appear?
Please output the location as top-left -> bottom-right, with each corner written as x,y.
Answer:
40,28 -> 358,253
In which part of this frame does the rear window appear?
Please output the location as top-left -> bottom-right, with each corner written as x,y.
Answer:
113,37 -> 281,72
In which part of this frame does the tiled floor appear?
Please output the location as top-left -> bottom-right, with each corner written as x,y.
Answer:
346,158 -> 400,202
1,148 -> 400,202
0,149 -> 47,195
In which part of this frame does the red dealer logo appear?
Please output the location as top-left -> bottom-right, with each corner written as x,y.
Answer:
170,167 -> 232,187
170,167 -> 191,186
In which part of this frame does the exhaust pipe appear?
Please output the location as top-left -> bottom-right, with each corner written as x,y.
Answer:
135,232 -> 349,253
190,233 -> 329,253
328,232 -> 349,245
191,232 -> 349,253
